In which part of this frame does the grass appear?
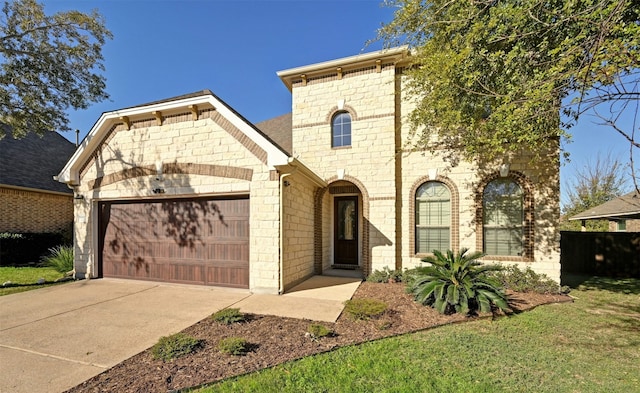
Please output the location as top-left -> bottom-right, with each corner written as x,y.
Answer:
195,276 -> 640,393
0,266 -> 68,296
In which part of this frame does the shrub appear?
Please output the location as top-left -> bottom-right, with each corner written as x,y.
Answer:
408,248 -> 510,316
152,333 -> 202,361
40,245 -> 74,273
217,337 -> 249,356
487,265 -> 568,294
212,308 -> 245,325
344,298 -> 388,320
307,323 -> 333,339
0,232 -> 69,266
367,267 -> 405,283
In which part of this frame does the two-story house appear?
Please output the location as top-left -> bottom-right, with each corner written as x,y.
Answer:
57,47 -> 561,293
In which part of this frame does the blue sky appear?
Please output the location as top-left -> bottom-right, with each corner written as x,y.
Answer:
42,0 -> 635,203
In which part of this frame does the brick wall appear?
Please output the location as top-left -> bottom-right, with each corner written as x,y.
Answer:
0,187 -> 73,233
609,219 -> 640,232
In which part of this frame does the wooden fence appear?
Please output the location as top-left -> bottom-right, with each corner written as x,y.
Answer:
560,231 -> 640,278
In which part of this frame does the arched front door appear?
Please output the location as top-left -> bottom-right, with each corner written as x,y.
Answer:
334,196 -> 358,266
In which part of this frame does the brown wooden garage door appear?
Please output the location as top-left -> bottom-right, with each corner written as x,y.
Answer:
99,196 -> 249,288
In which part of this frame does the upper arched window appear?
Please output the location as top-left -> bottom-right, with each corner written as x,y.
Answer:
331,112 -> 351,147
482,178 -> 523,256
415,181 -> 451,253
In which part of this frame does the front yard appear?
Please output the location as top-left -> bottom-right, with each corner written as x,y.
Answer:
64,276 -> 640,393
0,267 -> 70,296
201,277 -> 639,393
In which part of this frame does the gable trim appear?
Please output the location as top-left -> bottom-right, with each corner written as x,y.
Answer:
58,91 -> 288,186
89,163 -> 253,190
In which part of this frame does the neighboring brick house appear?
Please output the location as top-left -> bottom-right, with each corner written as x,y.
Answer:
0,128 -> 76,234
57,48 -> 561,293
570,191 -> 640,232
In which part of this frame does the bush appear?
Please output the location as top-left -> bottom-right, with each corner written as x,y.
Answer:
344,298 -> 388,320
151,333 -> 202,361
408,248 -> 510,316
488,265 -> 568,294
0,232 -> 70,266
40,245 -> 74,273
367,267 -> 406,283
217,337 -> 249,356
307,323 -> 333,339
212,308 -> 245,325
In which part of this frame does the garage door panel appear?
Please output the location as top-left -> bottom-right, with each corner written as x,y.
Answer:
206,265 -> 249,288
100,197 -> 249,288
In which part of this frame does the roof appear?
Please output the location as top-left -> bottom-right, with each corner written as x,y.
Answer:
0,126 -> 76,194
569,191 -> 640,220
255,113 -> 292,154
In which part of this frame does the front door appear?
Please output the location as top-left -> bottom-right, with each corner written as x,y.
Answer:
334,196 -> 358,266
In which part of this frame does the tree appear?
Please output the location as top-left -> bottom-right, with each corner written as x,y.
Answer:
0,0 -> 112,138
376,0 -> 639,186
561,153 -> 629,231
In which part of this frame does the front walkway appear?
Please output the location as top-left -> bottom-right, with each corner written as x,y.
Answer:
0,276 -> 361,393
234,275 -> 362,322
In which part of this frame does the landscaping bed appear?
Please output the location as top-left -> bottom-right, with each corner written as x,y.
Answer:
65,282 -> 571,393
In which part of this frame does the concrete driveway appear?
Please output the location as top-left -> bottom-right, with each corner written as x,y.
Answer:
0,276 -> 361,393
0,279 -> 252,393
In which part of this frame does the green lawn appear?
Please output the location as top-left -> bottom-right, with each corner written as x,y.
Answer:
197,277 -> 640,393
0,267 -> 69,296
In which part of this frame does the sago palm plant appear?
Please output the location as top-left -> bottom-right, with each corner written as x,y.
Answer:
408,248 -> 510,316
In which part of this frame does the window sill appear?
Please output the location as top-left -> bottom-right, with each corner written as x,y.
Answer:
480,255 -> 534,263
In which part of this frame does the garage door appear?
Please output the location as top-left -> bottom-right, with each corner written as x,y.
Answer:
98,197 -> 249,288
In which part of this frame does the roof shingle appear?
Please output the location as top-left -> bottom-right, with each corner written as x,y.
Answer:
0,128 -> 77,194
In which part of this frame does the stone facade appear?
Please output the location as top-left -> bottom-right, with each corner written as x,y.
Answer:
0,187 -> 73,233
59,48 -> 562,293
283,48 -> 561,282
69,103 -> 284,293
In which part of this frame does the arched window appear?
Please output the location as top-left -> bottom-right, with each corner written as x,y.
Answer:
482,178 -> 523,256
331,111 -> 351,147
415,181 -> 450,253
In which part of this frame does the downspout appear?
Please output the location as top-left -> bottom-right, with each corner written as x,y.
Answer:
279,170 -> 296,294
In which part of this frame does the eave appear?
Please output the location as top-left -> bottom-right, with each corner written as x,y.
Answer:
277,46 -> 410,91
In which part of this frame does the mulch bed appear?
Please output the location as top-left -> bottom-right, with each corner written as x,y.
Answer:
65,282 -> 572,393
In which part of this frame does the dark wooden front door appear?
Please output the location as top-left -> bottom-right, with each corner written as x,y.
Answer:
334,196 -> 358,265
98,196 -> 249,288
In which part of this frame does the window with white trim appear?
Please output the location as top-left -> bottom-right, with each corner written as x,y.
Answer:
331,112 -> 351,147
415,181 -> 450,253
483,178 -> 523,256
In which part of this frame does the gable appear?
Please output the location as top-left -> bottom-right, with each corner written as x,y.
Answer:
58,90 -> 289,186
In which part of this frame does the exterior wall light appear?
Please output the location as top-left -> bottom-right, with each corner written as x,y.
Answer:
155,160 -> 163,181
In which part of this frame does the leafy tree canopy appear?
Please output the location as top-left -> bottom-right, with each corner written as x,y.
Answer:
0,0 -> 112,138
561,153 -> 629,231
377,0 -> 639,171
